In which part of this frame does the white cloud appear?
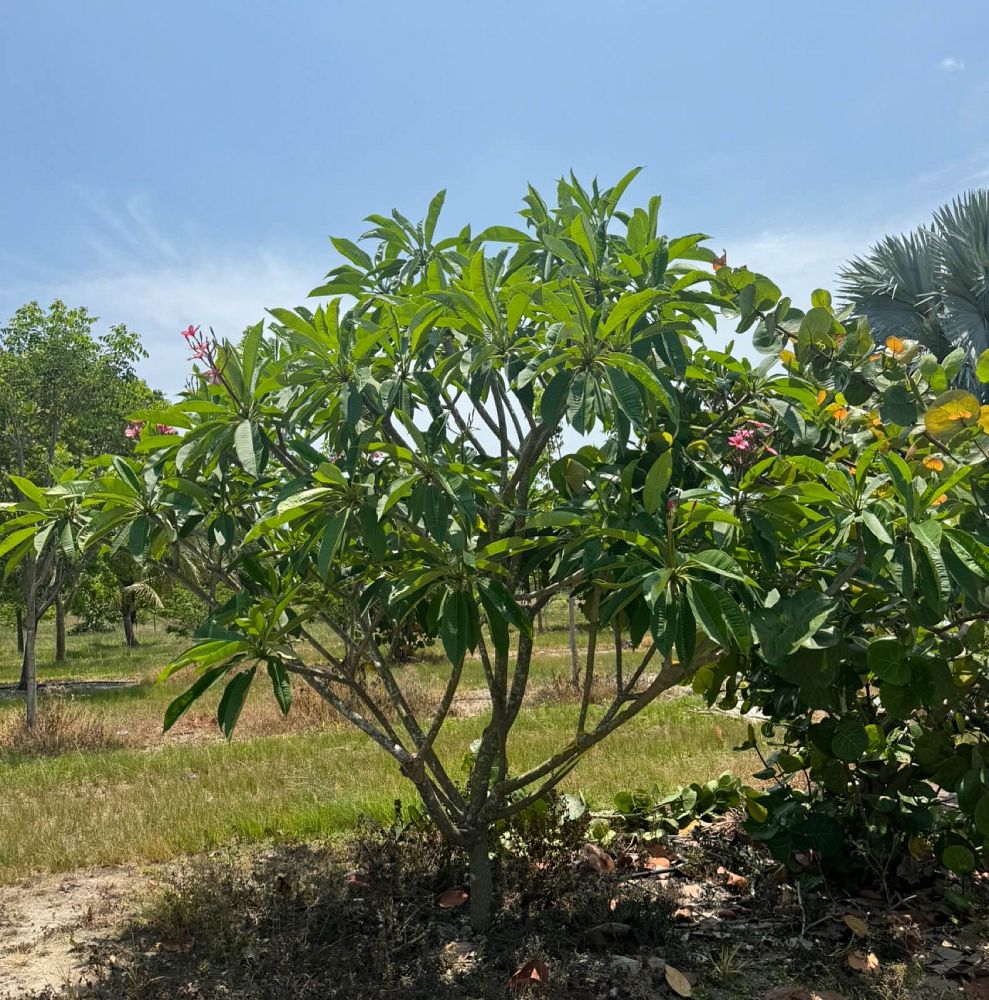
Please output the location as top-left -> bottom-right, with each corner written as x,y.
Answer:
55,252 -> 320,396
940,56 -> 965,73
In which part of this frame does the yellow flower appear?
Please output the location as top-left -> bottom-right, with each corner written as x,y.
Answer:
923,456 -> 945,472
816,390 -> 826,406
933,494 -> 948,506
885,335 -> 905,355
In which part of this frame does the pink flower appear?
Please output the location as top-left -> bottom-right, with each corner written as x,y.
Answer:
189,342 -> 211,360
181,325 -> 200,341
156,424 -> 177,435
728,429 -> 755,451
205,367 -> 223,385
124,421 -> 144,439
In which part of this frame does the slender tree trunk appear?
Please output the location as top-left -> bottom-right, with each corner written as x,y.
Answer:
54,597 -> 66,663
20,559 -> 39,728
121,590 -> 140,648
568,593 -> 579,688
122,609 -> 138,647
614,624 -> 623,689
16,607 -> 24,654
23,622 -> 38,728
468,834 -> 494,932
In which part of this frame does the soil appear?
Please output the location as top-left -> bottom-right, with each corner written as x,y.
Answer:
0,866 -> 153,997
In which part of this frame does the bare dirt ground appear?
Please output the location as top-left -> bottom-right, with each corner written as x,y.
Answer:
0,866 -> 151,997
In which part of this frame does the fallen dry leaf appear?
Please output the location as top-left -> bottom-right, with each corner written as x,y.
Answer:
438,887 -> 469,909
509,958 -> 549,989
846,950 -> 880,975
842,913 -> 869,938
645,854 -> 672,871
582,842 -> 615,874
343,870 -> 370,888
964,980 -> 989,1000
673,907 -> 694,923
665,964 -> 693,997
681,883 -> 704,900
717,865 -> 749,892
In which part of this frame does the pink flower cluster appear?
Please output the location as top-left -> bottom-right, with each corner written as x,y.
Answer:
181,324 -> 223,384
727,421 -> 777,458
124,421 -> 177,439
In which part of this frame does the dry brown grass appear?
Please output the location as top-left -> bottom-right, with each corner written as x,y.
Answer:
0,697 -> 125,758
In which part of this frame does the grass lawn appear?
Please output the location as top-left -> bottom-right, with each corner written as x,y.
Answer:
0,603 -> 755,884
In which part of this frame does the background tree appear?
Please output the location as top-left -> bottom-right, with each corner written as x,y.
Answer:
839,189 -> 989,396
0,301 -> 160,723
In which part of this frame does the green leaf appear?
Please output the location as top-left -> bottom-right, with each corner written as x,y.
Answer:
685,549 -> 750,583
861,511 -> 892,545
832,718 -> 869,762
330,237 -> 372,270
0,526 -> 39,560
969,792 -> 989,837
942,844 -> 976,875
602,352 -> 679,428
163,664 -> 229,732
477,586 -> 509,659
944,529 -> 989,579
216,666 -> 257,740
607,367 -> 643,425
424,189 -> 446,244
440,589 -> 468,664
317,512 -> 348,581
234,420 -> 258,476
642,452 -> 672,513
476,578 -> 531,637
8,475 -> 46,507
128,514 -> 150,556
867,637 -> 909,684
977,348 -> 989,383
880,384 -> 917,426
267,659 -> 292,715
539,370 -> 574,422
674,594 -> 696,667
883,453 -> 916,518
686,579 -> 730,648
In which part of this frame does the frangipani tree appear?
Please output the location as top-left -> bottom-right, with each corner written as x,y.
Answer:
5,172 -> 989,925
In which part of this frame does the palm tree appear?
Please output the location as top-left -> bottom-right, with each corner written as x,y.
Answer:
839,189 -> 989,396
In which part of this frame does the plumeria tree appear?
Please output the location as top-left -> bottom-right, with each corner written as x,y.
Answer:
3,173 -> 989,923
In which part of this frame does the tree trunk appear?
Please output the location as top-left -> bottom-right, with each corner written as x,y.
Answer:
22,622 -> 38,729
568,594 -> 579,688
122,609 -> 138,648
122,590 -> 140,648
54,597 -> 66,663
468,835 -> 494,932
614,624 -> 623,689
16,607 -> 24,654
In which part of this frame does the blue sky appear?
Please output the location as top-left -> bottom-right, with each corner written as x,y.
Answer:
2,1 -> 988,396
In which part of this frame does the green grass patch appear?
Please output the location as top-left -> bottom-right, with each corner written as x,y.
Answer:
0,697 -> 752,882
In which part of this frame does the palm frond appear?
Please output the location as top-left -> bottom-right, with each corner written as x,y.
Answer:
933,189 -> 989,357
837,228 -> 954,357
